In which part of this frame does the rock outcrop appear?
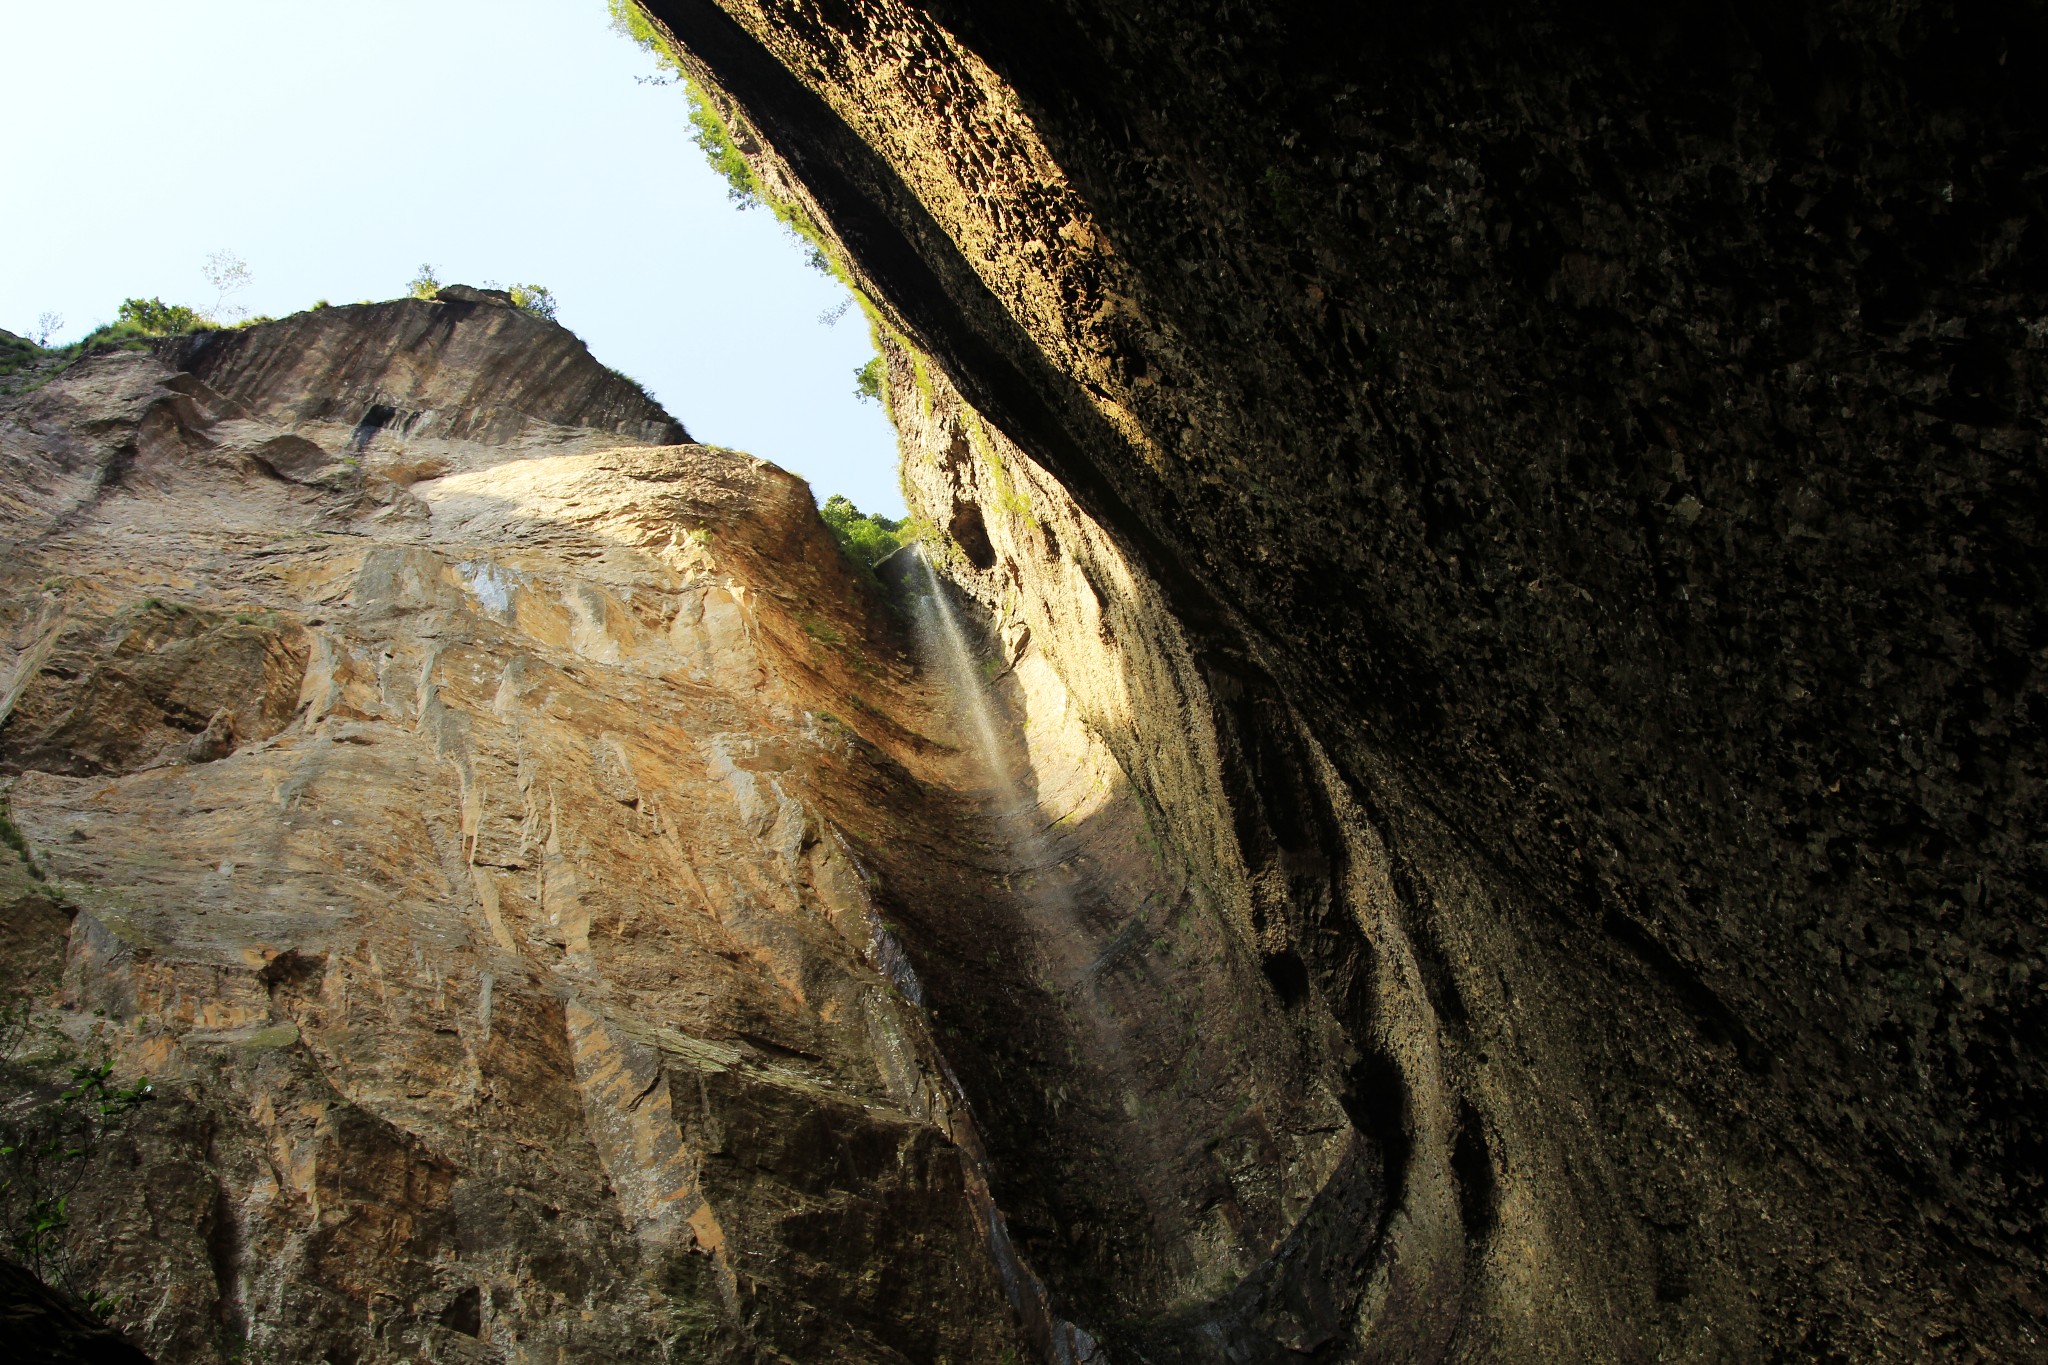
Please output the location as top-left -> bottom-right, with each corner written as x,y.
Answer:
631,3 -> 2048,1359
0,1256 -> 153,1365
0,296 -> 1091,1362
170,288 -> 690,463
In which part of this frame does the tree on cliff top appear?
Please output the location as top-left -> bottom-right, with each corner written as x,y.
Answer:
509,283 -> 558,321
853,356 -> 884,404
201,249 -> 252,322
112,298 -> 208,335
820,495 -> 906,570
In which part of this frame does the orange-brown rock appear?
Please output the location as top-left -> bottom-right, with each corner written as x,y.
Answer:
0,298 -> 1044,1363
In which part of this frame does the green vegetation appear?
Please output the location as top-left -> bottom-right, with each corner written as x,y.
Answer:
607,0 -> 834,274
0,805 -> 44,884
820,494 -> 909,570
607,0 -> 684,80
969,413 -> 1037,524
509,283 -> 558,321
0,992 -> 153,1317
0,330 -> 43,384
796,611 -> 845,647
606,365 -> 659,405
687,85 -> 836,274
606,1 -> 898,424
116,297 -> 206,333
688,92 -> 762,206
5,295 -> 229,392
410,267 -> 560,322
853,355 -> 884,404
909,349 -> 936,420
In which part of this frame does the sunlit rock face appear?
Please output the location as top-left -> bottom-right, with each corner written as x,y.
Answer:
0,298 -> 1054,1363
172,285 -> 690,462
644,2 -> 2048,1359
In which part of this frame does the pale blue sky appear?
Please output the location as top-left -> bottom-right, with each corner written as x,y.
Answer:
0,0 -> 905,516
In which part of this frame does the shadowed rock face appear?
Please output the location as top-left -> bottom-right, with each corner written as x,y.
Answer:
639,1 -> 2048,1358
0,1255 -> 152,1365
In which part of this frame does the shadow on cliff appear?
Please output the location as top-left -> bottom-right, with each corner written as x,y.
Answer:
854,550 -> 1435,1361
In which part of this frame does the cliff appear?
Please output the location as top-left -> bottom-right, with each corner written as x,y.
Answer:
0,295 -> 1073,1361
632,2 -> 2048,1359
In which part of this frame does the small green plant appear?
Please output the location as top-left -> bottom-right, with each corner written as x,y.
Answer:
509,283 -> 558,321
819,494 -> 907,570
606,1 -> 839,275
0,997 -> 153,1310
797,612 -> 844,647
408,263 -> 442,300
0,805 -> 44,884
909,350 -> 936,419
114,297 -> 208,334
607,0 -> 685,81
853,355 -> 884,404
688,89 -> 761,206
968,413 -> 1036,524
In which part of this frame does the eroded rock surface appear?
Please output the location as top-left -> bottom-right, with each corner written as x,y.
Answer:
637,2 -> 2048,1359
0,299 -> 1058,1363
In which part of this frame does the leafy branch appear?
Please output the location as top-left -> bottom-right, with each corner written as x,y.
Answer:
0,995 -> 153,1312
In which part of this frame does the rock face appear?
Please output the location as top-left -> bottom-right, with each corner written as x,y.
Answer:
0,297 -> 1091,1362
171,289 -> 690,463
636,3 -> 2048,1359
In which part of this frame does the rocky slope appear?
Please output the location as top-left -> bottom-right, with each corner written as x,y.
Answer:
633,2 -> 2048,1359
0,294 -> 1158,1363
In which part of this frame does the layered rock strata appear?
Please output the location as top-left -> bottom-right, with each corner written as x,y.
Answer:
0,295 -> 1139,1363
637,2 -> 2048,1358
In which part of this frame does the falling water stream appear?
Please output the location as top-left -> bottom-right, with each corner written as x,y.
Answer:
909,550 -> 1121,981
890,543 -> 1107,1365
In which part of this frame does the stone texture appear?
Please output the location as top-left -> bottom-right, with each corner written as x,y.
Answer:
0,303 -> 1056,1363
640,1 -> 2048,1358
169,291 -> 689,467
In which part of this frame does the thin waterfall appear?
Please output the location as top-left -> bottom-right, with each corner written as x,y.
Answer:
907,545 -> 1139,1029
897,542 -> 1106,1365
909,546 -> 1080,926
911,546 -> 1050,840
912,545 -> 1014,784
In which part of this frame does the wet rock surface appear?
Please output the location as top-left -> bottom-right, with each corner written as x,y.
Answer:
642,1 -> 2048,1358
